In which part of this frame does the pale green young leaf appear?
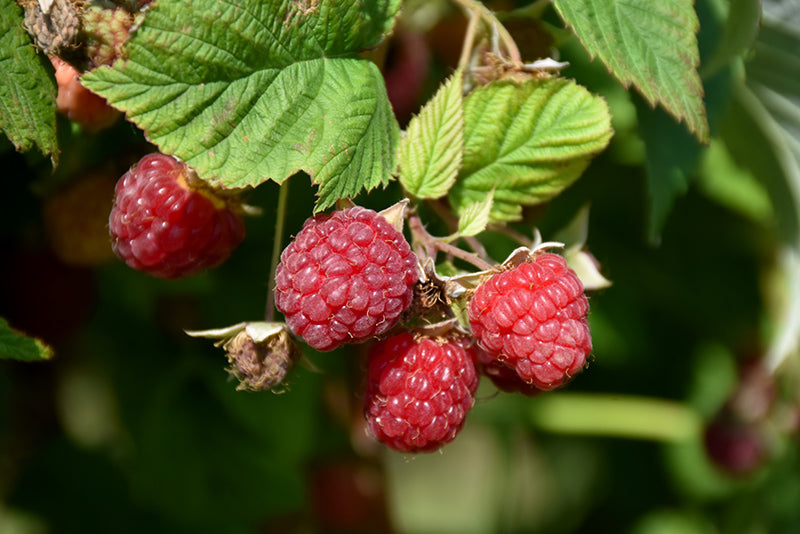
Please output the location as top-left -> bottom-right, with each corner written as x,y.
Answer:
0,0 -> 58,164
448,78 -> 612,222
553,0 -> 709,143
456,189 -> 494,238
0,317 -> 53,361
81,0 -> 400,211
398,69 -> 464,199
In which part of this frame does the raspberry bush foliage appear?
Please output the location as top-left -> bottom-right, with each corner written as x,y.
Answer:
4,0 -> 800,532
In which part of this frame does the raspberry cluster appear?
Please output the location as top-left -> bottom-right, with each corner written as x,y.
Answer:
109,153 -> 246,279
34,1 -> 144,132
270,206 -> 593,452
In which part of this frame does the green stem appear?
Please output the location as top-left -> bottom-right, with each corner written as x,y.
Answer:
452,0 -> 522,64
457,10 -> 481,72
529,393 -> 701,442
265,181 -> 290,322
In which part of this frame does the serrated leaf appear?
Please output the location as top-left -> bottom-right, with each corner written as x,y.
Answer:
638,57 -> 734,240
448,78 -> 612,222
553,0 -> 709,143
0,317 -> 53,361
456,189 -> 493,238
398,69 -> 464,199
81,0 -> 400,210
0,0 -> 58,163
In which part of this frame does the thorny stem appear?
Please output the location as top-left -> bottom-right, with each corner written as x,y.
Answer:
265,181 -> 290,322
409,214 -> 494,272
451,0 -> 522,65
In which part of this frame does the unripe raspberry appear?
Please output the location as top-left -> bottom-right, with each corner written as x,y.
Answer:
42,172 -> 117,266
50,55 -> 120,132
109,153 -> 245,279
468,252 -> 591,390
80,5 -> 136,68
274,207 -> 418,352
363,332 -> 478,453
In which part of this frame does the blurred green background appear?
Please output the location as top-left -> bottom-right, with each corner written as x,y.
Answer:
3,0 -> 800,533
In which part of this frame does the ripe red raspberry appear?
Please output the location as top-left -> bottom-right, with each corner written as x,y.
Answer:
468,252 -> 591,390
274,207 -> 418,352
363,332 -> 478,453
109,153 -> 245,279
473,346 -> 541,396
50,55 -> 119,132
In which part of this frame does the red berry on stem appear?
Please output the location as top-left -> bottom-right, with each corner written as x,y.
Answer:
274,206 -> 418,352
109,153 -> 245,279
363,332 -> 479,453
468,252 -> 592,390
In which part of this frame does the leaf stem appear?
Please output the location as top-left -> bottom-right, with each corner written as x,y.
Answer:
457,10 -> 481,73
265,181 -> 290,322
452,0 -> 522,64
486,222 -> 534,248
427,199 -> 491,261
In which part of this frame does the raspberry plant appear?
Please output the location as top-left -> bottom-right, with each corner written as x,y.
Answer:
3,0 -> 800,532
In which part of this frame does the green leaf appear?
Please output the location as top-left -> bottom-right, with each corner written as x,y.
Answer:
553,0 -> 709,143
0,317 -> 53,361
398,69 -> 464,199
456,189 -> 494,238
637,58 -> 735,241
448,78 -> 612,222
0,0 -> 58,163
81,0 -> 401,211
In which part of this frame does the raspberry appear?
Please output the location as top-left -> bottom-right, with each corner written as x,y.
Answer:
468,252 -> 591,390
109,153 -> 245,279
274,206 -> 418,352
43,171 -> 117,266
50,55 -> 120,132
363,332 -> 478,453
80,5 -> 136,68
473,346 -> 541,396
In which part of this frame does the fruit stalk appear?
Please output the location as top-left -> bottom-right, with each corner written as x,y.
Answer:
266,182 -> 290,322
